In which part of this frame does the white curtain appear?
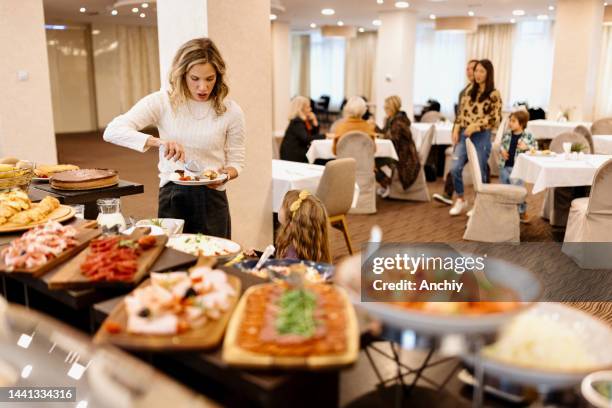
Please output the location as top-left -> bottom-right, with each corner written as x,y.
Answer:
117,25 -> 160,111
509,21 -> 554,109
467,24 -> 516,107
413,24 -> 467,118
290,34 -> 310,98
309,31 -> 346,109
344,32 -> 377,102
595,25 -> 612,118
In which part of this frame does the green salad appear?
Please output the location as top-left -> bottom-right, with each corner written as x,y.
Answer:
276,289 -> 318,337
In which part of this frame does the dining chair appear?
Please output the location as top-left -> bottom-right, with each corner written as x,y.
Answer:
488,116 -> 509,178
316,158 -> 356,255
420,111 -> 445,123
562,159 -> 612,268
330,118 -> 345,134
463,138 -> 527,242
540,132 -> 592,227
336,131 -> 377,214
590,117 -> 612,135
388,124 -> 434,201
573,125 -> 594,153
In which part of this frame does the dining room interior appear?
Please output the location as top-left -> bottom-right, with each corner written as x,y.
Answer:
1,0 -> 612,407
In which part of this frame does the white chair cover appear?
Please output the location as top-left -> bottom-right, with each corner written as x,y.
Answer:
336,132 -> 376,214
489,116 -> 509,178
591,117 -> 612,135
316,158 -> 356,217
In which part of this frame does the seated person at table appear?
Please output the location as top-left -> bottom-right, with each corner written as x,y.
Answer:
499,109 -> 536,222
275,190 -> 331,263
332,96 -> 377,155
376,95 -> 420,198
280,96 -> 324,163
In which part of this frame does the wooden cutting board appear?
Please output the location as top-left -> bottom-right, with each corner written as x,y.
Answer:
222,284 -> 359,370
0,205 -> 76,233
0,220 -> 101,278
48,228 -> 168,290
93,266 -> 241,351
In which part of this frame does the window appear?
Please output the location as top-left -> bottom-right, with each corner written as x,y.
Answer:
309,31 -> 346,109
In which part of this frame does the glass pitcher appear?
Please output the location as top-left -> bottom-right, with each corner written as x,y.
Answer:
96,198 -> 126,231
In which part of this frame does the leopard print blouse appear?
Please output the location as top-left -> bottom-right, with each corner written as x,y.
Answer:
455,84 -> 502,132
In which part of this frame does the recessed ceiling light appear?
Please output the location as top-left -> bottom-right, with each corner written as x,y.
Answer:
132,7 -> 139,13
139,12 -> 146,18
310,23 -> 317,28
321,8 -> 335,16
510,18 -> 516,23
429,14 -> 436,20
395,1 -> 410,8
468,10 -> 475,16
537,14 -> 549,20
270,14 -> 277,20
141,2 -> 149,8
337,20 -> 344,26
377,0 -> 384,4
358,27 -> 365,32
512,9 -> 525,16
92,29 -> 100,35
111,9 -> 118,15
548,5 -> 555,11
79,7 -> 86,13
372,19 -> 382,26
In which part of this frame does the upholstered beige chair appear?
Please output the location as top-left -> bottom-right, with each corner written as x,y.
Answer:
573,125 -> 594,153
444,147 -> 473,186
388,124 -> 434,201
591,117 -> 612,135
489,116 -> 509,178
420,111 -> 445,123
562,159 -> 612,268
316,158 -> 356,255
540,132 -> 592,227
330,118 -> 345,134
336,131 -> 376,214
463,138 -> 527,242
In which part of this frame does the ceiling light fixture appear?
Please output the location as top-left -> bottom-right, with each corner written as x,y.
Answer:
337,20 -> 344,26
377,0 -> 384,4
111,9 -> 118,15
372,19 -> 382,26
270,14 -> 277,20
139,13 -> 146,18
79,7 -> 86,13
548,5 -> 555,11
429,14 -> 436,20
132,7 -> 139,13
321,8 -> 335,16
537,14 -> 549,20
512,9 -> 525,16
468,10 -> 475,16
510,18 -> 516,23
141,3 -> 149,8
310,23 -> 317,28
395,1 -> 410,8
358,27 -> 365,32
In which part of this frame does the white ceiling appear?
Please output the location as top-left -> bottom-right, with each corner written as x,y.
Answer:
277,0 -> 558,29
44,0 -> 559,29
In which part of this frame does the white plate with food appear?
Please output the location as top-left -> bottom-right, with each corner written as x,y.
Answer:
169,170 -> 227,186
166,234 -> 241,258
465,303 -> 612,390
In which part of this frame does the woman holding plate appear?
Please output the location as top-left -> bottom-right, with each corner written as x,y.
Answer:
103,38 -> 245,237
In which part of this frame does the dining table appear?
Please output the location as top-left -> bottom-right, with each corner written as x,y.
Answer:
510,153 -> 612,194
593,135 -> 612,155
305,138 -> 399,163
411,122 -> 454,147
271,160 -> 359,212
526,119 -> 592,141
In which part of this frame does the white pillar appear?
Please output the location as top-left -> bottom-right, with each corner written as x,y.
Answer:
549,0 -> 604,121
0,0 -> 57,163
374,10 -> 418,126
156,0 -> 208,89
208,0 -> 274,249
271,22 -> 291,137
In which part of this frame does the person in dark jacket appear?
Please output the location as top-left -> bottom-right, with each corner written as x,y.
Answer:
375,95 -> 420,197
280,96 -> 324,162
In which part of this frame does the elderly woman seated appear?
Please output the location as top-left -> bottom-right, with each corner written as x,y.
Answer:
332,96 -> 377,155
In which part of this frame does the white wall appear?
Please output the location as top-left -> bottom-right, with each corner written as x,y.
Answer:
271,22 -> 291,136
0,0 -> 57,163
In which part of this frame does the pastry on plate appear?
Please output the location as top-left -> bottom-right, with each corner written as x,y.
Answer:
34,164 -> 80,178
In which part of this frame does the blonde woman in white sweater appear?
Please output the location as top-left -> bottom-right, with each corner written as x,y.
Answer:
103,38 -> 245,237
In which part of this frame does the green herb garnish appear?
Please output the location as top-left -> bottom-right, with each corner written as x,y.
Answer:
150,218 -> 163,228
276,289 -> 317,337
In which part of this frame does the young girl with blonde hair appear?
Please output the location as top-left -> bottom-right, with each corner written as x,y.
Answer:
275,190 -> 332,263
104,38 -> 245,237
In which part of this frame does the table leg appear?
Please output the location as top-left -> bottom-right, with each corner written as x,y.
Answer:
84,202 -> 98,220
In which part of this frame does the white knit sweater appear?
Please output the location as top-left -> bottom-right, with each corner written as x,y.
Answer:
103,90 -> 245,189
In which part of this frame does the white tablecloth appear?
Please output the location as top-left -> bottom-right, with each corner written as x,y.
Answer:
306,139 -> 399,163
526,119 -> 592,140
411,122 -> 453,148
271,160 -> 359,212
593,135 -> 612,155
510,154 -> 612,194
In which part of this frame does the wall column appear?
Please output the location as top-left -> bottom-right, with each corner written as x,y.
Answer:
271,21 -> 291,137
548,0 -> 604,121
374,10 -> 418,126
0,0 -> 57,163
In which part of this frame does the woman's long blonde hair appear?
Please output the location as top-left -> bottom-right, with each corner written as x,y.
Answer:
168,38 -> 229,115
276,190 -> 332,263
288,96 -> 310,121
384,95 -> 402,117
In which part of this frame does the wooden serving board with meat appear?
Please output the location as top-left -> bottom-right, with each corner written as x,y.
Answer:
48,227 -> 168,290
0,220 -> 102,278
